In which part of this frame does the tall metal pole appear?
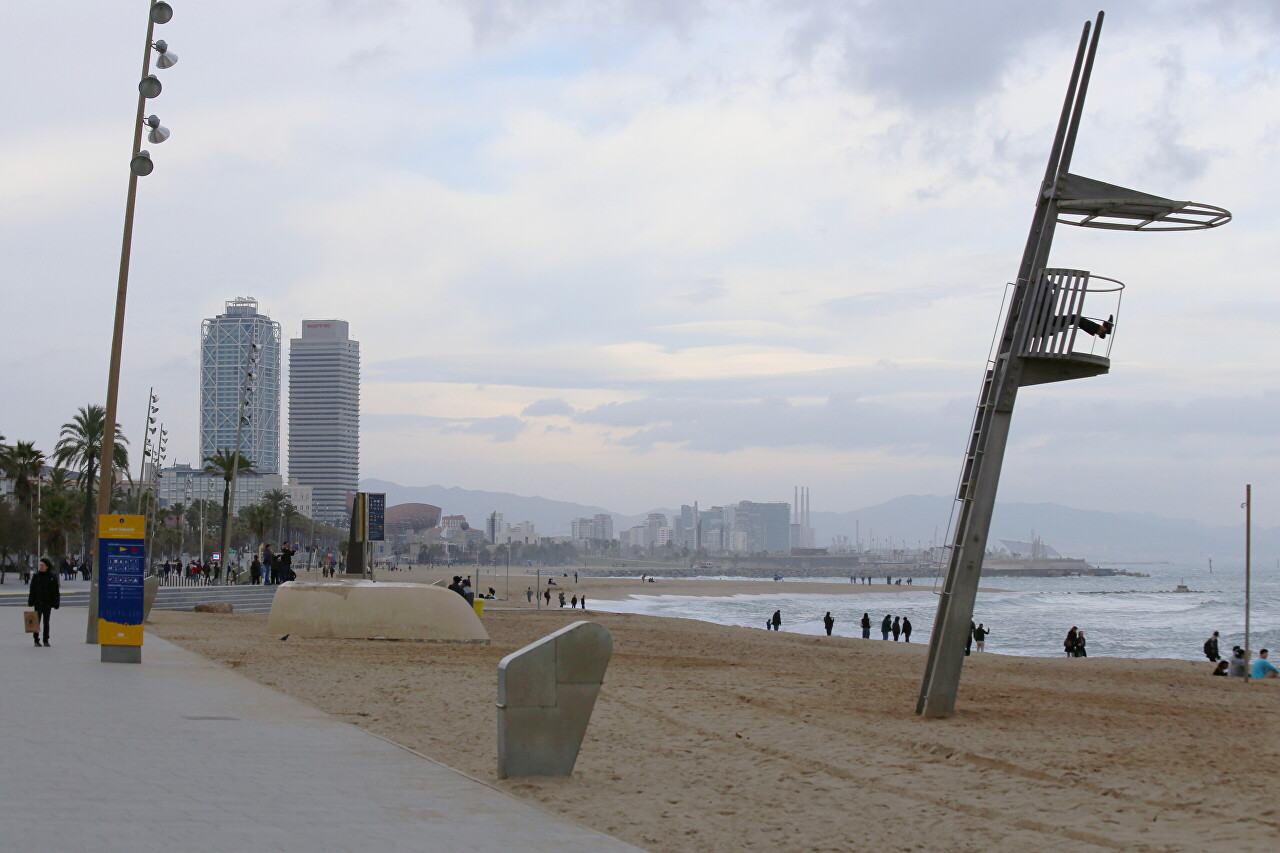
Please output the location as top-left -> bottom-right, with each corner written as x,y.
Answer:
917,17 -> 1100,718
1244,483 -> 1251,662
88,3 -> 159,643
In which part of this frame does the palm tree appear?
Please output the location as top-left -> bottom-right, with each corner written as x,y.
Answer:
51,405 -> 129,556
167,501 -> 187,558
203,449 -> 255,563
1,441 -> 45,511
262,488 -> 289,544
241,503 -> 273,547
39,492 -> 79,558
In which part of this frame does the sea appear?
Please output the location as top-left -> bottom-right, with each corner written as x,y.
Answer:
587,562 -> 1280,660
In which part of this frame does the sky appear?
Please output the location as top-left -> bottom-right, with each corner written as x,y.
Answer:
2,1 -> 1279,526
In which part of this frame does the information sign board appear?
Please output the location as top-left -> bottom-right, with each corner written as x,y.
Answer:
98,515 -> 146,646
367,492 -> 386,542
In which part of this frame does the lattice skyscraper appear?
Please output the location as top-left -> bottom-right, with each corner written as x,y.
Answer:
200,297 -> 282,474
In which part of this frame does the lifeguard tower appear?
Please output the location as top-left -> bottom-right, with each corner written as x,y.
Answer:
916,12 -> 1231,719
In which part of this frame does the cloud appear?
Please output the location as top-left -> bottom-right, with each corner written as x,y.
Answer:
522,397 -> 575,416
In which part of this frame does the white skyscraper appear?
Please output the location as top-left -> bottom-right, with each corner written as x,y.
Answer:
288,319 -> 360,524
200,297 -> 282,473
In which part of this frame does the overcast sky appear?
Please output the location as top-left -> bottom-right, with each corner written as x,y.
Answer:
2,1 -> 1278,526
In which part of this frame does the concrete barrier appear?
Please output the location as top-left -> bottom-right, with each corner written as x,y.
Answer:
497,621 -> 612,778
267,581 -> 489,643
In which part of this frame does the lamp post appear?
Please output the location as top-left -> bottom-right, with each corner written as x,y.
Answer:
217,334 -> 260,585
87,1 -> 180,643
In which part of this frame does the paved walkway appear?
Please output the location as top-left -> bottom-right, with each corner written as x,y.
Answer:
1,609 -> 640,852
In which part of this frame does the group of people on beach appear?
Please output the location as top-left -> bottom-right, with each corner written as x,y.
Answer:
847,576 -> 913,585
1204,631 -> 1279,678
1064,626 -> 1087,657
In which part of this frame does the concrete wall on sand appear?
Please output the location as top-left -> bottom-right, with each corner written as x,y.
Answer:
497,621 -> 612,778
267,581 -> 489,643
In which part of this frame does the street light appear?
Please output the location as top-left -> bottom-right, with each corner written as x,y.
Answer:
145,115 -> 170,144
88,1 -> 181,645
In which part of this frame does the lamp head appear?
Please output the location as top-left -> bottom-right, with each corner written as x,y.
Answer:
153,40 -> 178,69
150,3 -> 174,25
138,75 -> 162,99
130,150 -> 154,176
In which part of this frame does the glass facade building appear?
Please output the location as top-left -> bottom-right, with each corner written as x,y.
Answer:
200,297 -> 282,474
288,319 -> 359,524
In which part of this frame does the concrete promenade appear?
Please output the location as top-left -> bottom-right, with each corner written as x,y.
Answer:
2,608 -> 641,852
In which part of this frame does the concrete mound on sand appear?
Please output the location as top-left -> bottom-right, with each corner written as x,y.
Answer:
266,581 -> 489,644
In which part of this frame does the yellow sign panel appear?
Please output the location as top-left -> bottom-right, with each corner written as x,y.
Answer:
99,514 -> 145,540
99,620 -> 144,646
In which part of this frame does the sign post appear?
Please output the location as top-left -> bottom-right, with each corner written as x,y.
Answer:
98,514 -> 146,664
366,492 -> 385,580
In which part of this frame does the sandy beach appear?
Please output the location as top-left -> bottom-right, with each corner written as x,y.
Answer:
150,576 -> 1279,853
290,566 -> 972,602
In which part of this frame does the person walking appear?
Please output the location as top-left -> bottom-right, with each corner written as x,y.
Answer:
973,623 -> 989,652
823,612 -> 835,636
558,591 -> 566,608
526,586 -> 533,603
1203,631 -> 1221,662
771,610 -> 782,632
902,617 -> 912,642
1064,627 -> 1078,657
544,588 -> 551,606
571,594 -> 578,609
28,557 -> 59,647
880,614 -> 891,641
860,612 -> 871,639
891,616 -> 902,641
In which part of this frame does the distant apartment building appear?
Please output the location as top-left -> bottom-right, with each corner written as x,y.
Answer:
288,319 -> 359,524
158,462 -> 286,511
486,511 -> 505,544
591,514 -> 614,541
731,500 -> 792,553
570,517 -> 594,541
200,297 -> 281,474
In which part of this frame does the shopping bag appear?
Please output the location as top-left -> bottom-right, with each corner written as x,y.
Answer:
23,610 -> 39,633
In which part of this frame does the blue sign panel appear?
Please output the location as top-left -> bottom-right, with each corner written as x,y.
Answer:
98,514 -> 146,646
367,492 -> 386,542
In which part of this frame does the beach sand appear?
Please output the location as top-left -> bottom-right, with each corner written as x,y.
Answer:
288,566 -> 969,602
151,584 -> 1279,852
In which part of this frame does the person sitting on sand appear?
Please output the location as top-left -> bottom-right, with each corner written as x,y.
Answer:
1212,661 -> 1230,676
1251,649 -> 1279,679
1228,646 -> 1249,677
823,612 -> 835,636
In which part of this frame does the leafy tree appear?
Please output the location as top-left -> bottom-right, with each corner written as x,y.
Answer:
51,404 -> 129,555
38,491 -> 79,558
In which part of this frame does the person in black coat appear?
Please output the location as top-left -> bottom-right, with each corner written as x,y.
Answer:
771,610 -> 782,631
902,617 -> 913,642
1203,631 -> 1220,662
28,557 -> 60,647
891,616 -> 902,641
250,556 -> 262,585
860,613 -> 871,639
277,542 -> 298,582
822,612 -> 835,636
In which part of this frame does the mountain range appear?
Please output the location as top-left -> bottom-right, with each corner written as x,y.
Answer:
360,479 -> 1272,565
